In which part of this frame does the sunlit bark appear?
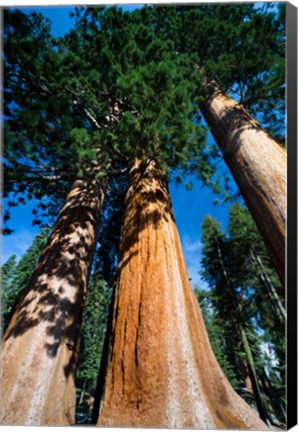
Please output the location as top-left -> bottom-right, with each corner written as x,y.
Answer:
199,81 -> 286,285
96,158 -> 267,429
1,178 -> 105,426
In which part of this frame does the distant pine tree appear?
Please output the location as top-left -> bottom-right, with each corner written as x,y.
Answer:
76,273 -> 112,401
1,226 -> 51,331
200,204 -> 285,426
1,254 -> 17,331
194,286 -> 240,389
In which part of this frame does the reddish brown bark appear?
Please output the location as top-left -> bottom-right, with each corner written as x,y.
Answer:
1,179 -> 104,426
96,159 -> 267,429
199,82 -> 286,286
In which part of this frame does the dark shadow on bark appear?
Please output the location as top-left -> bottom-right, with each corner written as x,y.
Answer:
3,179 -> 104,382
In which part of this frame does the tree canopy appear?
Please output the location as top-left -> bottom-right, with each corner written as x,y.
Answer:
3,3 -> 285,231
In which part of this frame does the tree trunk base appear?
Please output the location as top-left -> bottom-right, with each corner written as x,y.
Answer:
96,159 -> 267,430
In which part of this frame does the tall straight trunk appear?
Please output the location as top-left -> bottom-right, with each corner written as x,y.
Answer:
241,356 -> 254,395
199,81 -> 286,286
250,249 -> 286,322
1,178 -> 105,426
96,158 -> 267,429
260,368 -> 287,425
240,328 -> 270,425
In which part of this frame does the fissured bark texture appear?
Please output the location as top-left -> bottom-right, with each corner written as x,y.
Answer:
97,159 -> 267,429
199,83 -> 286,286
1,179 -> 104,426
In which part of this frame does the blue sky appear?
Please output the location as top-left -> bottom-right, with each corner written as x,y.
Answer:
2,5 -> 237,289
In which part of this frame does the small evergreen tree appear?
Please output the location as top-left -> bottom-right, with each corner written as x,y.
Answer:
76,273 -> 112,403
194,286 -> 240,389
1,254 -> 17,331
1,226 -> 51,331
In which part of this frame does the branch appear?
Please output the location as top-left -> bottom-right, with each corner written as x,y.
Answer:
5,173 -> 73,183
82,106 -> 102,129
106,143 -> 130,164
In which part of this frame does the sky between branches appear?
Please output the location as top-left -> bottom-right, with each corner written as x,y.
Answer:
2,3 -> 240,290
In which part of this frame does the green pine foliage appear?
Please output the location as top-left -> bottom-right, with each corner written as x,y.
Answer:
176,3 -> 285,143
3,6 -> 211,231
1,254 -> 18,332
227,203 -> 285,371
76,273 -> 112,399
61,6 -> 209,178
199,204 -> 285,425
194,286 -> 240,389
4,4 -> 285,231
4,10 -> 79,228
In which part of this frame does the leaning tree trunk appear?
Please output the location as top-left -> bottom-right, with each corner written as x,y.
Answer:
1,178 -> 105,426
199,80 -> 286,286
96,158 -> 267,429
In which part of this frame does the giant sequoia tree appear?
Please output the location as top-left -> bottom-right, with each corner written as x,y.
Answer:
95,158 -> 265,429
199,81 -> 286,285
195,5 -> 286,285
147,4 -> 286,283
2,4 -> 285,428
2,9 -> 115,425
2,7 -> 207,425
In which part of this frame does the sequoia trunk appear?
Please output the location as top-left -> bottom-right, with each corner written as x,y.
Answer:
1,178 -> 105,426
96,158 -> 267,429
199,82 -> 286,285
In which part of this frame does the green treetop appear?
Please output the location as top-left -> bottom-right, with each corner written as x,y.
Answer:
4,6 -> 213,232
4,4 -> 286,233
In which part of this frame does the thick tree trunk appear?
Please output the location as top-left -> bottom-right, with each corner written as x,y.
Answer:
199,81 -> 286,286
96,158 -> 267,429
1,178 -> 105,426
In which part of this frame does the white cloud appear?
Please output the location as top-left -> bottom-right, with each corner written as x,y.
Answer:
183,237 -> 202,253
180,235 -> 209,291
